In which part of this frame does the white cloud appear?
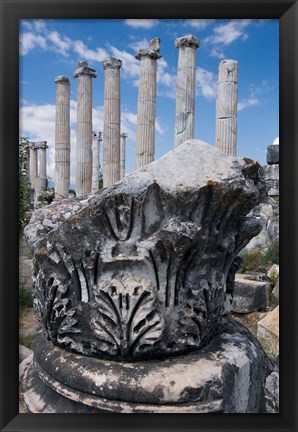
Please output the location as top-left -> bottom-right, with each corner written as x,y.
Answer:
72,40 -> 108,63
155,118 -> 165,135
183,19 -> 215,30
20,32 -> 47,55
205,19 -> 251,46
210,47 -> 225,59
196,67 -> 216,100
128,38 -> 150,52
47,31 -> 72,56
238,98 -> 259,111
125,19 -> 159,29
109,45 -> 140,79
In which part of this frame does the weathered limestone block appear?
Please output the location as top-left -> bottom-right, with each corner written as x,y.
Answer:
232,275 -> 269,313
267,145 -> 279,164
257,306 -> 279,363
25,140 -> 266,360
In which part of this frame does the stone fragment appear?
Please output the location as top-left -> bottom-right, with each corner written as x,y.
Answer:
263,163 -> 279,196
232,275 -> 269,313
19,345 -> 33,363
267,144 -> 279,164
272,278 -> 279,301
267,264 -> 279,281
257,306 -> 279,363
264,371 -> 279,413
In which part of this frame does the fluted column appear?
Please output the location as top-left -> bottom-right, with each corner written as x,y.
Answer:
135,38 -> 161,169
174,34 -> 200,147
215,59 -> 238,156
39,142 -> 48,192
92,131 -> 102,193
102,57 -> 122,188
29,144 -> 38,191
54,76 -> 70,199
120,133 -> 127,179
74,62 -> 97,196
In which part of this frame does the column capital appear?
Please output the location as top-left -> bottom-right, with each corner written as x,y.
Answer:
102,57 -> 122,70
120,132 -> 128,139
55,75 -> 70,84
30,141 -> 48,149
74,61 -> 97,78
135,37 -> 162,61
175,34 -> 200,49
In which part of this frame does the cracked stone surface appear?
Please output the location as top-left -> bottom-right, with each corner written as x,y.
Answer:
24,140 -> 266,361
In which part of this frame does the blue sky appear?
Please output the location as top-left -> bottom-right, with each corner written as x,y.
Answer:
19,19 -> 279,189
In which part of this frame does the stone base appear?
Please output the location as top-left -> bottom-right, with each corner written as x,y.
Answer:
20,320 -> 275,413
257,306 -> 279,364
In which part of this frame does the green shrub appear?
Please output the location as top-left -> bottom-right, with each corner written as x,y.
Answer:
19,137 -> 31,235
240,241 -> 279,274
19,287 -> 33,308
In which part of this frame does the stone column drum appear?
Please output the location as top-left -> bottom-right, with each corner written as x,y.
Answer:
120,133 -> 127,179
102,57 -> 122,188
54,76 -> 71,199
174,35 -> 200,147
91,131 -> 102,193
29,144 -> 38,191
135,38 -> 161,168
39,142 -> 48,192
215,59 -> 238,156
74,62 -> 97,197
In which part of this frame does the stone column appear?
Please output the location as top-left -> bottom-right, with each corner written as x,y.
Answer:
29,144 -> 38,191
215,59 -> 238,156
39,142 -> 48,192
92,131 -> 102,193
74,62 -> 97,196
120,133 -> 127,179
135,38 -> 161,169
102,57 -> 122,188
54,76 -> 70,199
174,34 -> 200,148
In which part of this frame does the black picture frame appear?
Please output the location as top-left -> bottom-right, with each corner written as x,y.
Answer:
0,0 -> 297,431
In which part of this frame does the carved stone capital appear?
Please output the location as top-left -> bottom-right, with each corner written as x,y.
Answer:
175,34 -> 200,49
135,37 -> 162,60
74,61 -> 97,78
102,57 -> 122,70
54,76 -> 70,84
120,132 -> 128,139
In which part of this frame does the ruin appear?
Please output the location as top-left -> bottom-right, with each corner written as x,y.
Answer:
74,61 -> 97,197
174,35 -> 200,147
54,75 -> 71,199
135,38 -> 161,168
102,57 -> 122,189
21,140 -> 276,413
215,59 -> 238,156
120,132 -> 127,179
91,131 -> 102,193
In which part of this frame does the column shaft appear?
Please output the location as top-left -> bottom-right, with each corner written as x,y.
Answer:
215,60 -> 238,156
39,146 -> 47,191
102,57 -> 122,188
30,147 -> 38,191
92,133 -> 101,193
74,62 -> 97,197
120,133 -> 127,179
174,35 -> 200,147
55,76 -> 70,199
